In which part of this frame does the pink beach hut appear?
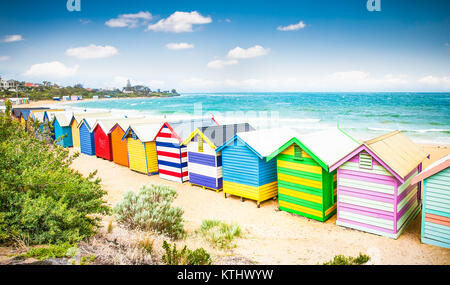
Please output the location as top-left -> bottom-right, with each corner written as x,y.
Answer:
329,131 -> 428,239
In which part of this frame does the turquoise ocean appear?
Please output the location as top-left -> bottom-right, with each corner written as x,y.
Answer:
67,92 -> 450,145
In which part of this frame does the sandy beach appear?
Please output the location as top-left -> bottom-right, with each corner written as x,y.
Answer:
69,144 -> 450,265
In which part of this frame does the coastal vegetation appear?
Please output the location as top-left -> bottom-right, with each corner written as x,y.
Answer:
161,241 -> 212,265
198,219 -> 242,249
114,185 -> 185,240
0,107 -> 110,245
323,253 -> 371,265
0,82 -> 179,101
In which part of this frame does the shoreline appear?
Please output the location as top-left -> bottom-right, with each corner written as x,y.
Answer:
14,97 -> 450,147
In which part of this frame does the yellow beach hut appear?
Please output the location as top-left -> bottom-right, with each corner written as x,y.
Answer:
122,123 -> 164,175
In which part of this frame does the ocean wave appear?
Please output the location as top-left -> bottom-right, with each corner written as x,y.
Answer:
409,129 -> 450,134
367,127 -> 396,132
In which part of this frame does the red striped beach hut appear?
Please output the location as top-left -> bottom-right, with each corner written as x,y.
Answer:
329,131 -> 429,239
155,118 -> 219,183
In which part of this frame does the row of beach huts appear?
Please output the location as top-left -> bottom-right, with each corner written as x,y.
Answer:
10,107 -> 450,249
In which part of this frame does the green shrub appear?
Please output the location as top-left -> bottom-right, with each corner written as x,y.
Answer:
19,243 -> 75,260
161,241 -> 212,265
114,185 -> 185,239
198,219 -> 242,249
323,253 -> 370,265
0,113 -> 110,245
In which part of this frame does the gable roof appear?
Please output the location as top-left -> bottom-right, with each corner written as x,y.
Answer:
182,123 -> 255,149
266,127 -> 360,171
53,112 -> 74,127
329,131 -> 428,181
44,109 -> 66,122
71,112 -> 111,126
165,118 -> 219,143
363,131 -> 428,179
30,110 -> 47,122
12,107 -> 49,118
217,128 -> 298,159
411,154 -> 450,185
123,123 -> 165,142
106,117 -> 164,134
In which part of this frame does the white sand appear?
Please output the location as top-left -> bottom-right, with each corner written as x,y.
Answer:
69,145 -> 450,265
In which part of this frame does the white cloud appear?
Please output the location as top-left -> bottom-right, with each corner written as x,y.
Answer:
0,56 -> 10,61
166,42 -> 194,50
179,72 -> 413,92
227,45 -> 270,59
25,61 -> 79,78
419,75 -> 450,85
105,11 -> 152,28
1,34 -> 23,43
147,11 -> 212,33
80,19 -> 91,24
328,70 -> 369,81
66,44 -> 119,59
181,77 -> 217,87
207,59 -> 238,69
277,21 -> 306,31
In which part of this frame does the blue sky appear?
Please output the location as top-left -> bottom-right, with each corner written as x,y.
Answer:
0,0 -> 449,92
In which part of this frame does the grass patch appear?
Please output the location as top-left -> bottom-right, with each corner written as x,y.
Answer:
19,243 -> 76,261
138,237 -> 154,255
323,253 -> 370,265
162,241 -> 212,265
198,219 -> 242,249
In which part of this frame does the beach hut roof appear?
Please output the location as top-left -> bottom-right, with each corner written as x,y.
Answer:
72,112 -> 111,124
363,131 -> 428,179
123,123 -> 164,142
45,109 -> 66,122
217,128 -> 298,159
266,127 -> 360,171
12,107 -> 49,118
182,123 -> 255,149
53,112 -> 74,127
78,115 -> 112,131
106,117 -> 164,134
411,154 -> 449,185
329,131 -> 429,181
166,118 -> 220,143
30,110 -> 47,122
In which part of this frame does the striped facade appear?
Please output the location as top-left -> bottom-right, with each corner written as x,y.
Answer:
79,120 -> 96,156
54,118 -> 73,147
276,144 -> 337,222
155,125 -> 188,183
336,149 -> 422,239
414,160 -> 450,249
186,140 -> 223,190
220,140 -> 278,207
124,132 -> 158,175
183,124 -> 254,191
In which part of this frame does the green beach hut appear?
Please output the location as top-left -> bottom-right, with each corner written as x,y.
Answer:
267,128 -> 360,222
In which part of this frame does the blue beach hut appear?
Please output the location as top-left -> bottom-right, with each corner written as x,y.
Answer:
53,112 -> 74,147
78,118 -> 98,155
216,128 -> 296,207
